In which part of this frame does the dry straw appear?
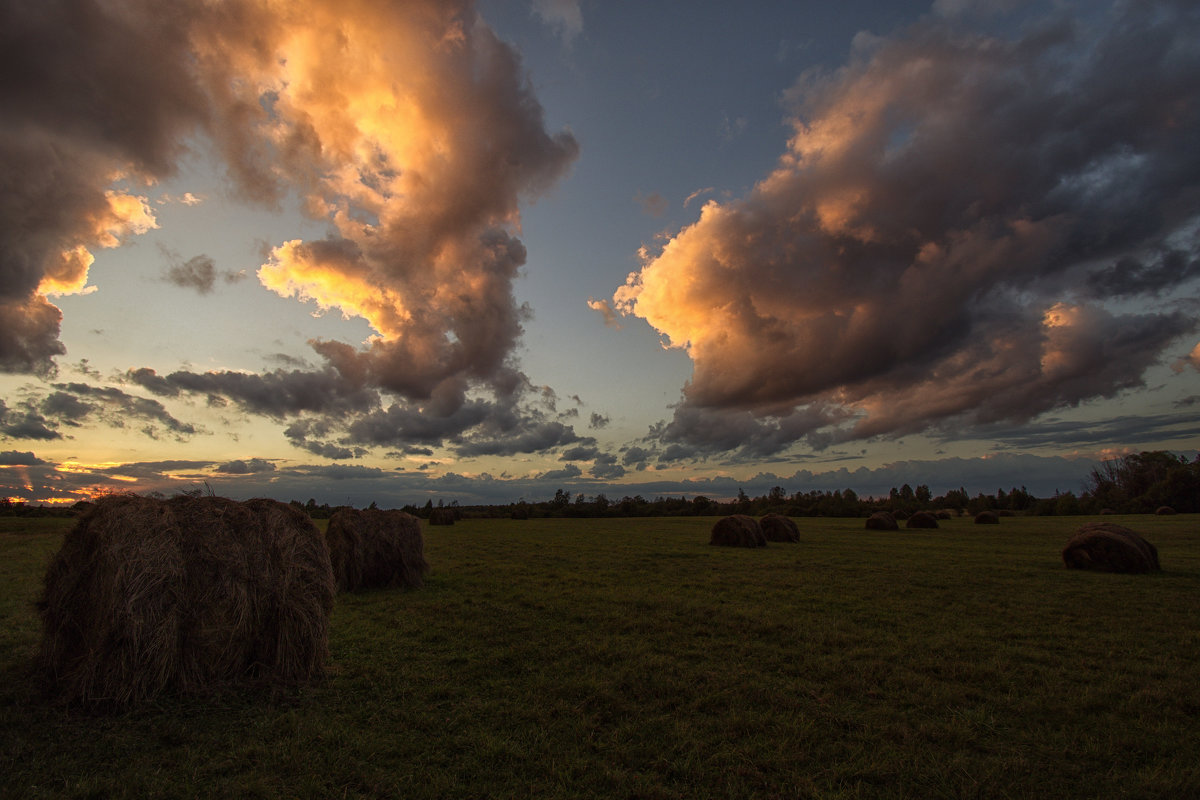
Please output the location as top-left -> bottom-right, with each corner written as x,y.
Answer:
326,507 -> 428,592
865,511 -> 899,530
974,511 -> 1000,524
759,513 -> 800,542
1062,521 -> 1161,574
709,514 -> 767,547
37,494 -> 335,708
905,511 -> 940,529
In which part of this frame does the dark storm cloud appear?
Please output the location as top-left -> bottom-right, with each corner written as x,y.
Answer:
615,0 -> 1200,450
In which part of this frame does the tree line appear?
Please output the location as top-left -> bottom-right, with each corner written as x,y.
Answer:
1,450 -> 1194,519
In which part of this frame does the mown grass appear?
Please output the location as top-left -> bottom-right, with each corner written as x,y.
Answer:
2,514 -> 1198,798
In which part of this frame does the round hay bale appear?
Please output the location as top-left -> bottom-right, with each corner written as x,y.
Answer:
974,511 -> 1000,524
326,507 -> 428,592
759,513 -> 799,542
1100,508 -> 1116,515
935,510 -> 952,520
710,515 -> 766,547
37,494 -> 334,708
865,511 -> 899,531
429,508 -> 455,525
905,511 -> 939,529
1155,506 -> 1177,516
1062,522 -> 1160,574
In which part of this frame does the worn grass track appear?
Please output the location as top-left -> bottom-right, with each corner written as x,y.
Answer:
2,514 -> 1198,798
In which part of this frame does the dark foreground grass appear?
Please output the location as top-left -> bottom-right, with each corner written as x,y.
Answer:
2,514 -> 1199,798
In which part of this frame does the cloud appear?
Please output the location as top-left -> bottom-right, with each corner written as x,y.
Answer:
587,297 -> 621,329
588,412 -> 610,429
164,254 -> 245,294
531,0 -> 583,44
2,0 -> 578,422
1,383 -> 197,442
614,1 -> 1200,452
128,366 -> 379,420
634,191 -> 669,218
0,450 -> 44,466
0,1 -> 202,374
683,187 -> 714,209
214,458 -> 277,474
539,463 -> 582,481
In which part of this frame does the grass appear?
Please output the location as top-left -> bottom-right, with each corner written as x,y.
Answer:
2,513 -> 1199,798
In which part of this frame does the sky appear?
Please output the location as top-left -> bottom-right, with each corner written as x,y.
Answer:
2,0 -> 1199,508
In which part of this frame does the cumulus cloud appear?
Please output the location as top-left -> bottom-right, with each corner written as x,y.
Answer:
614,1 -> 1200,453
0,1 -> 201,374
2,0 -> 577,421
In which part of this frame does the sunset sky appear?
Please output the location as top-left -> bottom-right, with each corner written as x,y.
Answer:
2,0 -> 1199,507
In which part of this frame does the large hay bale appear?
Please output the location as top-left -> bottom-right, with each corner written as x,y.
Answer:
709,514 -> 766,547
326,507 -> 428,592
865,511 -> 899,531
759,513 -> 799,542
37,494 -> 334,708
1062,522 -> 1160,574
905,511 -> 939,529
974,511 -> 1000,524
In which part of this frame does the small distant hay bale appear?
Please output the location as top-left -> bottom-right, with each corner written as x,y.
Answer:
1100,508 -> 1116,515
1155,506 -> 1177,516
865,511 -> 899,531
935,510 -> 952,520
37,494 -> 334,708
710,515 -> 766,547
429,508 -> 455,525
905,511 -> 939,529
759,513 -> 799,542
326,507 -> 428,592
974,511 -> 1000,524
1062,522 -> 1160,574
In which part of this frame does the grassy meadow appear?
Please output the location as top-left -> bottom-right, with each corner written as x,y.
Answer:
2,513 -> 1199,799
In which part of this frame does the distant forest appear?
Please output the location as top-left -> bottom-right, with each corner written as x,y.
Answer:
4,450 -> 1196,520
332,450 -> 1200,520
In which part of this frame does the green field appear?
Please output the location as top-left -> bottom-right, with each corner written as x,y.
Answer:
2,514 -> 1199,799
